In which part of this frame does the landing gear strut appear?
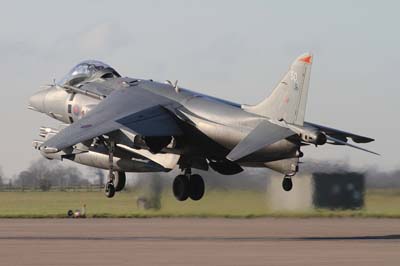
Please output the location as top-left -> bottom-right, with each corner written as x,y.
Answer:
282,176 -> 293,192
173,169 -> 205,201
105,140 -> 116,198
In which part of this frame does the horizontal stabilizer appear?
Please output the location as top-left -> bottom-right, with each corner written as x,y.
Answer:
227,120 -> 294,161
305,121 -> 374,143
326,135 -> 379,155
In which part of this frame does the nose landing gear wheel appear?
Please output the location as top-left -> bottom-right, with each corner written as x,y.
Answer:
114,171 -> 126,192
282,177 -> 293,192
105,182 -> 116,198
189,174 -> 205,201
173,174 -> 190,201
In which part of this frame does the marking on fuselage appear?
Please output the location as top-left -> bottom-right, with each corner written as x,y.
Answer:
73,105 -> 80,116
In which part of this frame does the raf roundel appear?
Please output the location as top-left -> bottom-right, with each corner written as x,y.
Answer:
73,105 -> 80,116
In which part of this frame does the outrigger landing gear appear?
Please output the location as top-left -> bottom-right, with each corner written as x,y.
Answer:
105,140 -> 116,198
173,168 -> 205,201
282,176 -> 293,192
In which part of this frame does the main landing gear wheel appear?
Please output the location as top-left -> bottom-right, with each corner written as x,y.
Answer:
189,174 -> 205,201
173,172 -> 206,201
282,177 -> 293,192
173,174 -> 190,201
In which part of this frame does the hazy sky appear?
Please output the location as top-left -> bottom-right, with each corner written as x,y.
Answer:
0,0 -> 398,177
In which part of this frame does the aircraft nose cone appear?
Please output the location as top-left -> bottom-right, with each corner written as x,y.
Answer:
28,89 -> 48,113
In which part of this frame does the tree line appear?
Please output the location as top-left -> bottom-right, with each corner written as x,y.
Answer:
0,159 -> 99,191
0,159 -> 399,192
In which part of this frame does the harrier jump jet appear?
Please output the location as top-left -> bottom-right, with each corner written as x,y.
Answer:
28,54 -> 377,201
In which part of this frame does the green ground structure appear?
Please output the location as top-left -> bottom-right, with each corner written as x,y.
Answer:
0,189 -> 399,218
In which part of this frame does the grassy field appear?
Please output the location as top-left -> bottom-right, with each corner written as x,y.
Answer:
0,189 -> 398,218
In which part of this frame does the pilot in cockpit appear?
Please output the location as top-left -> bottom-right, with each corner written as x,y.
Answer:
58,60 -> 121,86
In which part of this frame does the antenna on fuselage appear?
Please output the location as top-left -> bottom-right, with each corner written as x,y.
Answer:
166,80 -> 180,93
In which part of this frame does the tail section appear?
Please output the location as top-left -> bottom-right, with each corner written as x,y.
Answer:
243,53 -> 313,126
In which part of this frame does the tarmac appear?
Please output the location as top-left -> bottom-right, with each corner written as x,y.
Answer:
0,218 -> 399,266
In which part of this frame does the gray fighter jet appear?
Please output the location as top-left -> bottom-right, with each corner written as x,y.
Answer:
28,53 -> 377,201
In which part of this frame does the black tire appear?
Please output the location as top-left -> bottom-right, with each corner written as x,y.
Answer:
282,177 -> 293,192
67,210 -> 74,217
189,174 -> 205,201
173,175 -> 189,201
105,182 -> 116,198
114,171 -> 126,192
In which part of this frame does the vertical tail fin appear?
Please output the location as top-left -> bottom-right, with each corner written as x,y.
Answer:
243,53 -> 313,126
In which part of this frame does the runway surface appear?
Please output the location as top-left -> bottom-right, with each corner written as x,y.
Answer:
0,218 -> 399,266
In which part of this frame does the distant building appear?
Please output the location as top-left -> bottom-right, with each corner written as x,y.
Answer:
313,172 -> 364,209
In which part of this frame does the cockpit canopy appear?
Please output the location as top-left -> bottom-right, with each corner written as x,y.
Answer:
58,60 -> 120,86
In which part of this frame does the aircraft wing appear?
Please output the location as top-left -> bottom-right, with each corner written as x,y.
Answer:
227,120 -> 295,161
304,122 -> 374,143
41,84 -> 182,152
